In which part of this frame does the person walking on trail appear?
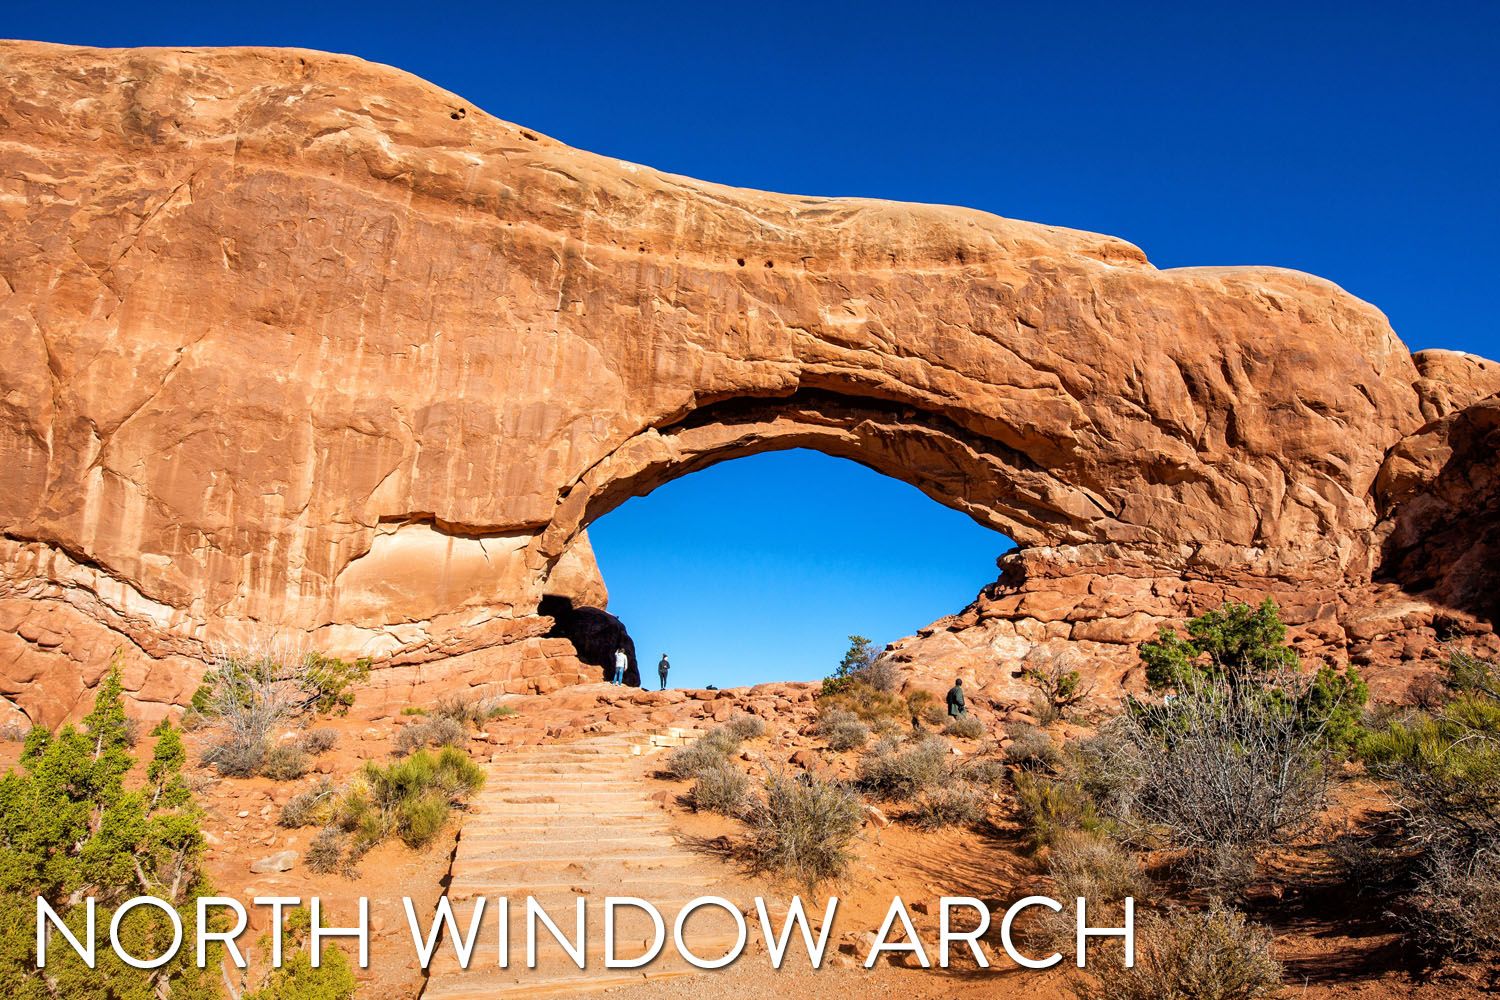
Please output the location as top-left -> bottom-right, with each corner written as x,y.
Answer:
946,678 -> 966,717
612,647 -> 628,685
657,653 -> 670,690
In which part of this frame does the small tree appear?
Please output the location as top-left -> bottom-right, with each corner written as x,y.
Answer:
1021,653 -> 1091,723
1139,599 -> 1367,753
0,664 -> 220,999
822,635 -> 882,696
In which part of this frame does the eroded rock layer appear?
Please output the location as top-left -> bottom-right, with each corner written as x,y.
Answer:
0,41 -> 1495,722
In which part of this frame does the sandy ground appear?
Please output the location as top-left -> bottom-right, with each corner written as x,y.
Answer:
4,681 -> 1497,998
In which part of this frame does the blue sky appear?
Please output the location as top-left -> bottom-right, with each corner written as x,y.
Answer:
7,1 -> 1496,686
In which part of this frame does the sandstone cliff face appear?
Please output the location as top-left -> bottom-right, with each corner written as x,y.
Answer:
0,41 -> 1491,722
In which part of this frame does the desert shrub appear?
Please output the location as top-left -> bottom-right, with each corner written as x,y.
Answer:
281,777 -> 337,828
1021,653 -> 1091,723
1404,672 -> 1448,712
1050,831 -> 1147,905
943,713 -> 986,739
305,827 -> 347,875
822,635 -> 881,696
1405,840 -> 1500,960
261,743 -> 310,781
1004,723 -> 1061,771
726,714 -> 766,741
958,756 -> 1009,787
1014,771 -> 1104,850
395,715 -> 469,756
1121,672 -> 1331,896
907,689 -> 948,728
690,762 -> 750,815
1359,647 -> 1500,961
197,639 -> 370,778
666,728 -> 741,780
1070,905 -> 1283,1000
401,707 -> 428,716
914,782 -> 985,829
856,735 -> 951,801
201,640 -> 370,722
300,727 -> 338,755
816,708 -> 870,752
202,730 -> 268,777
335,748 -> 486,853
1445,647 -> 1500,697
819,679 -> 908,725
1066,720 -> 1147,831
746,770 -> 864,888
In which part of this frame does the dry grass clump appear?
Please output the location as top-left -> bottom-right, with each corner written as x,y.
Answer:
395,715 -> 468,756
202,734 -> 266,778
304,827 -> 347,875
690,763 -> 750,816
1031,831 -> 1148,950
665,725 -> 745,779
725,714 -> 766,741
1014,771 -> 1103,851
260,744 -> 310,781
942,713 -> 986,739
1070,905 -> 1283,1000
745,770 -> 864,888
430,692 -> 514,727
1050,831 -> 1148,905
299,727 -> 338,755
815,708 -> 870,752
958,756 -> 1008,787
856,735 -> 951,801
280,777 -> 337,828
913,783 -> 986,829
1004,723 -> 1061,771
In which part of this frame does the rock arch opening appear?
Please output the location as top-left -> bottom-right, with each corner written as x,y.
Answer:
552,448 -> 1012,689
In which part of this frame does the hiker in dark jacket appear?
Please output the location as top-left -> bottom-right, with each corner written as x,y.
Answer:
657,654 -> 670,690
946,678 -> 966,717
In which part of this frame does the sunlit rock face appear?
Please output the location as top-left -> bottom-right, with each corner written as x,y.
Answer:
0,41 -> 1493,723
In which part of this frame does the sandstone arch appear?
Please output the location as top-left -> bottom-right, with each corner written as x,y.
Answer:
0,41 -> 1494,724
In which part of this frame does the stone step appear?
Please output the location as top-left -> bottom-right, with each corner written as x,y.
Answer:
446,874 -> 720,901
459,824 -> 673,841
456,840 -> 679,862
467,803 -> 652,816
449,855 -> 691,880
459,821 -> 671,836
425,933 -> 745,982
422,967 -> 697,999
472,791 -> 649,801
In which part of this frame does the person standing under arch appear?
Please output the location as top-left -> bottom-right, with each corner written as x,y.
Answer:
657,653 -> 671,690
612,647 -> 628,685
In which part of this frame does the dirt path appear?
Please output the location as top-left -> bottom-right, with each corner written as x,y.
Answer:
422,730 -> 757,998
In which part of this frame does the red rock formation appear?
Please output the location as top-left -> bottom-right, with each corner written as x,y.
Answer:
0,41 -> 1493,722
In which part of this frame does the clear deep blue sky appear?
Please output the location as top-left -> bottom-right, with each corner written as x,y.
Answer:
7,1 -> 1497,686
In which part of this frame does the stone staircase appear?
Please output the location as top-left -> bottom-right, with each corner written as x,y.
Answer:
422,728 -> 736,998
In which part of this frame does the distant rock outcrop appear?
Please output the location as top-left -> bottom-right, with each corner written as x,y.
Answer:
0,41 -> 1494,722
